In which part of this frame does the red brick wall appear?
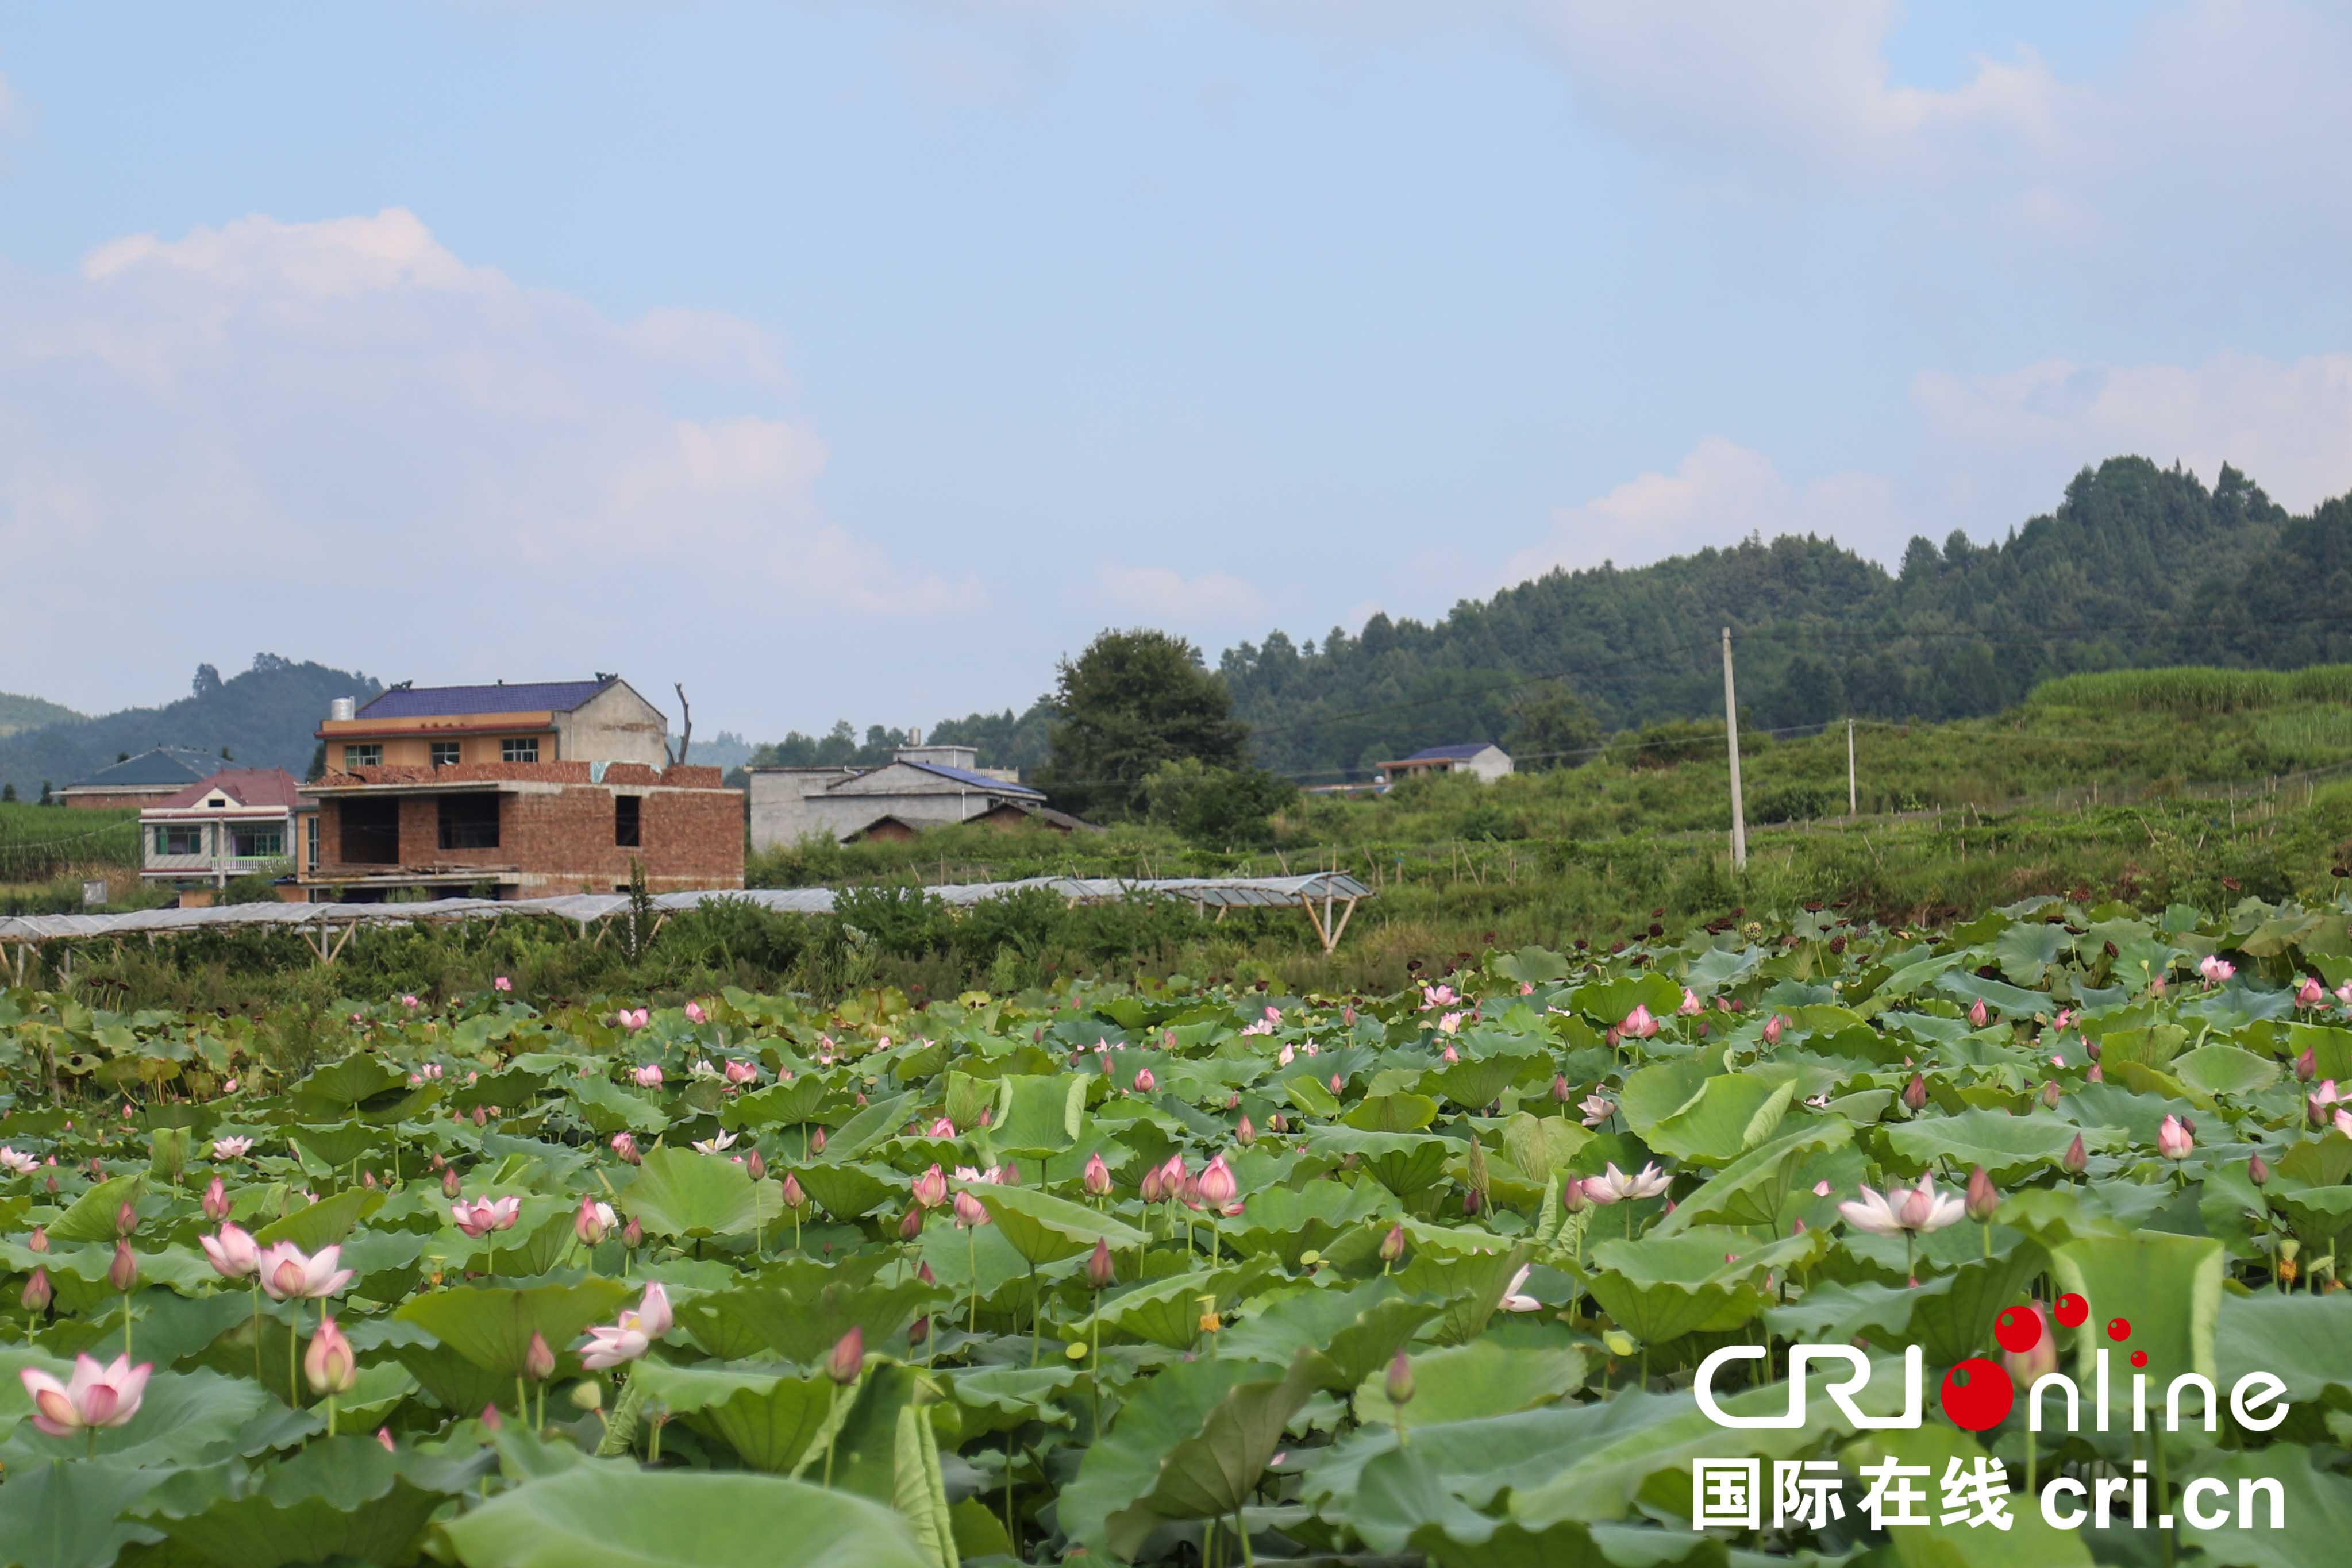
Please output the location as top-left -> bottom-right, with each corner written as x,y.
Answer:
310,781 -> 743,895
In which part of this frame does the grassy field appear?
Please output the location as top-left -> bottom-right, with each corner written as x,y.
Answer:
0,802 -> 145,912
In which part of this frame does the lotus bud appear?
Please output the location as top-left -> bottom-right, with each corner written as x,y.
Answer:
1550,1073 -> 1572,1103
997,1161 -> 1019,1185
43,1175 -> 55,1193
1967,998 -> 1988,1028
908,1313 -> 930,1348
28,1226 -> 47,1253
953,1191 -> 988,1227
1330,1073 -> 1345,1096
1082,1152 -> 1112,1197
1379,1223 -> 1406,1265
2040,1080 -> 2061,1108
2001,1302 -> 2058,1385
2157,1115 -> 2194,1161
116,1201 -> 136,1238
1384,1350 -> 1415,1407
621,1216 -> 642,1248
2311,1094 -> 2331,1129
2248,1150 -> 2271,1187
110,1240 -> 138,1293
911,1164 -> 948,1209
1269,1112 -> 1287,1133
1342,1006 -> 1357,1026
1462,1187 -> 1481,1216
1087,1238 -> 1115,1290
523,1331 -> 556,1383
442,1168 -> 461,1199
2062,1133 -> 2088,1174
2086,1064 -> 2103,1083
1132,1068 -> 1156,1093
610,1132 -> 640,1164
2297,1048 -> 2318,1083
479,1403 -> 502,1431
898,1205 -> 923,1241
1138,1164 -> 1165,1205
1235,1115 -> 1256,1147
810,1127 -> 827,1153
1198,1155 -> 1238,1209
21,1266 -> 51,1312
1763,1014 -> 1784,1046
1964,1166 -> 1997,1222
575,1195 -> 612,1245
1560,1178 -> 1588,1214
304,1316 -> 359,1394
782,1173 -> 805,1209
746,1149 -> 766,1181
2084,1040 -> 2101,1061
827,1326 -> 864,1385
1901,1074 -> 1927,1112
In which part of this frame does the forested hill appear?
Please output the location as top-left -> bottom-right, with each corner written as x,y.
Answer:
0,656 -> 381,799
1221,457 -> 2352,777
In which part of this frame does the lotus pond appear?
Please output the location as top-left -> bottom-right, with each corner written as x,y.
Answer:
5,893 -> 2352,1566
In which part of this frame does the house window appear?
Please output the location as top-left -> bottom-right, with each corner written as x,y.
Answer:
232,826 -> 284,859
615,794 -> 641,847
437,793 -> 501,850
430,741 -> 461,768
343,743 -> 383,769
501,737 -> 540,764
305,815 -> 319,872
341,799 -> 401,864
154,825 -> 206,857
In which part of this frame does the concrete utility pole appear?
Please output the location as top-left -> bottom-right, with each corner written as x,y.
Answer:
1847,719 -> 1858,817
1722,627 -> 1747,872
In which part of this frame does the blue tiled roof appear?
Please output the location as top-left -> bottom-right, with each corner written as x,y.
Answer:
68,746 -> 219,789
356,680 -> 618,719
901,761 -> 1044,798
1403,743 -> 1494,762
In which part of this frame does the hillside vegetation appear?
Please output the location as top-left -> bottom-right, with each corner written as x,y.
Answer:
0,691 -> 84,737
0,654 -> 380,800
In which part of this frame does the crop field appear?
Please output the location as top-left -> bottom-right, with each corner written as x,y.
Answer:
4,893 -> 2352,1565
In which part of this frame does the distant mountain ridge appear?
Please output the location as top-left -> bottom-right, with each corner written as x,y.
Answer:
0,655 -> 381,800
0,692 -> 84,739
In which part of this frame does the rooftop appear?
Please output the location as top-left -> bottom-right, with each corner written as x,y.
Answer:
1399,743 -> 1498,762
354,679 -> 619,720
860,759 -> 1044,798
66,746 -> 222,790
147,768 -> 306,813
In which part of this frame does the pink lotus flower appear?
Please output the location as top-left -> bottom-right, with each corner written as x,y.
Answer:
618,1008 -> 650,1030
305,1316 -> 357,1394
1083,1151 -> 1112,1196
1499,1265 -> 1541,1312
211,1137 -> 252,1161
1620,1005 -> 1660,1039
1197,1154 -> 1238,1208
610,1132 -> 640,1164
1439,1044 -> 1460,1062
632,1065 -> 664,1089
575,1196 -> 616,1244
1577,1094 -> 1614,1127
912,1164 -> 948,1209
2297,976 -> 2327,1007
2157,1115 -> 2195,1161
1763,1015 -> 1784,1046
926,1116 -> 956,1138
2199,954 -> 2234,985
2335,1108 -> 2352,1139
20,1354 -> 152,1436
451,1196 -> 522,1237
1133,1068 -> 1155,1093
1277,1044 -> 1295,1067
580,1284 -> 672,1369
684,1001 -> 707,1024
258,1242 -> 353,1301
1679,989 -> 1702,1016
1581,1162 -> 1672,1204
725,1059 -> 758,1085
401,995 -> 418,1010
0,1147 -> 37,1177
202,1176 -> 230,1223
1837,1178 -> 1965,1236
952,1190 -> 990,1228
494,976 -> 511,992
201,1224 -> 260,1280
1967,998 -> 1989,1028
1422,984 -> 1457,1010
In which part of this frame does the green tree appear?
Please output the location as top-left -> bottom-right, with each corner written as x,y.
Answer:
1036,629 -> 1250,820
1502,683 -> 1603,769
0,783 -> 14,803
1141,757 -> 1296,846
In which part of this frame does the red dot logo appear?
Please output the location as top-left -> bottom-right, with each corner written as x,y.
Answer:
1994,1305 -> 2043,1354
1939,1358 -> 2016,1431
2130,1350 -> 2148,1368
2054,1292 -> 2089,1327
2106,1316 -> 2132,1342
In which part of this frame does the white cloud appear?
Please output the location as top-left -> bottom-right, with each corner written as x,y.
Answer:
1092,563 -> 1269,627
0,208 -> 970,716
1504,437 -> 1901,583
1914,352 -> 2352,518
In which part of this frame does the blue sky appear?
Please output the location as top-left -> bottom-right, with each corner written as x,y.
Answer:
5,2 -> 2349,739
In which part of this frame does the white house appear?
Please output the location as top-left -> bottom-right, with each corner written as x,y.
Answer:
139,769 -> 306,893
747,745 -> 1060,847
1377,743 -> 1515,784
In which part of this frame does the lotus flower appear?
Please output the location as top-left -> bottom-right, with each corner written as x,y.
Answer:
1197,1154 -> 1238,1208
1837,1178 -> 1965,1235
1422,984 -> 1457,1010
690,1131 -> 737,1155
1577,1094 -> 1614,1127
451,1196 -> 522,1237
1763,1014 -> 1784,1046
1679,989 -> 1702,1016
305,1316 -> 357,1394
632,1064 -> 664,1089
911,1164 -> 948,1209
1581,1162 -> 1672,1205
2199,954 -> 2234,984
1086,1238 -> 1115,1290
201,1223 -> 260,1280
685,1001 -> 707,1024
1439,1043 -> 1460,1062
725,1058 -> 759,1085
201,1176 -> 230,1223
0,1147 -> 36,1176
1437,1014 -> 1463,1035
618,1007 -> 649,1030
2001,1302 -> 2058,1384
20,1354 -> 152,1436
2157,1114 -> 2195,1161
259,1242 -> 354,1302
1621,1005 -> 1660,1039
575,1196 -> 616,1245
1964,1165 -> 1998,1222
610,1132 -> 640,1163
1082,1152 -> 1112,1197
2297,976 -> 2328,1007
1499,1265 -> 1541,1312
494,976 -> 511,992
22,1266 -> 51,1312
952,1190 -> 989,1228
211,1137 -> 252,1161
401,995 -> 418,1009
2336,1108 -> 2352,1139
827,1326 -> 864,1385
1967,998 -> 1989,1028
1133,1068 -> 1155,1093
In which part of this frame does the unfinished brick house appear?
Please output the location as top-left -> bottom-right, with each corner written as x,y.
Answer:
297,677 -> 742,900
